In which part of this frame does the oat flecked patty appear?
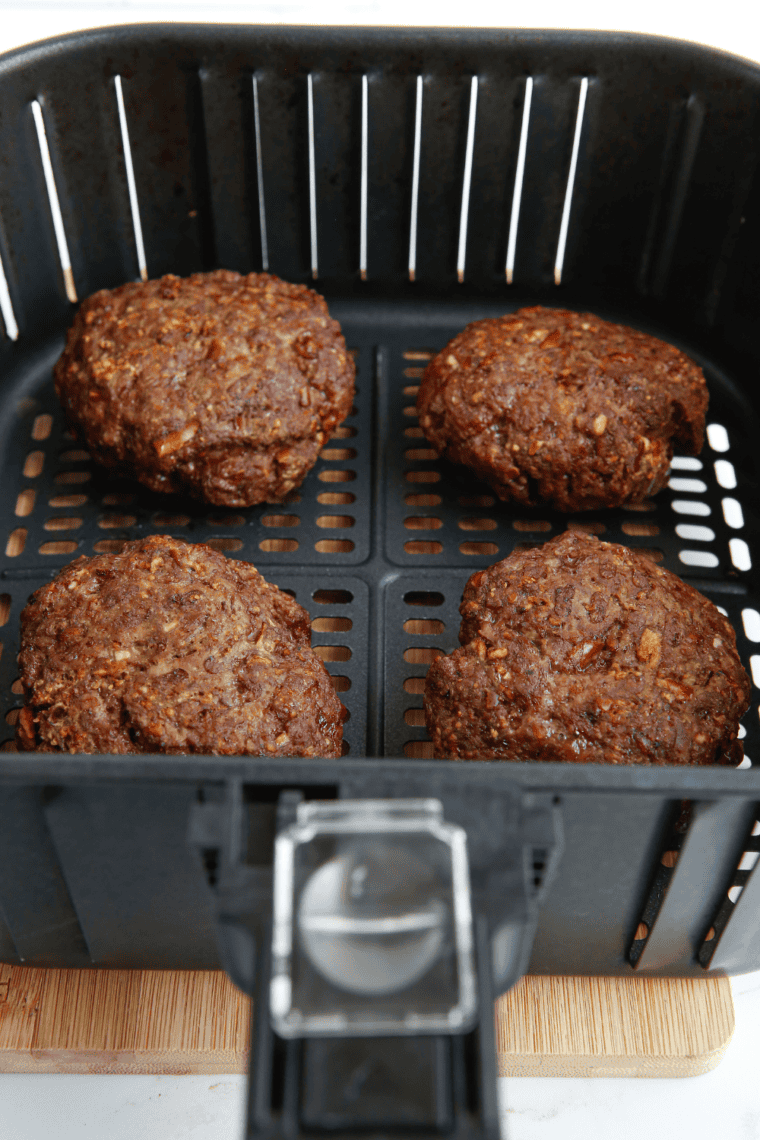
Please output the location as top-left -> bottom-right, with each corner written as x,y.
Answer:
416,307 -> 708,512
54,270 -> 355,506
16,536 -> 346,756
424,531 -> 749,765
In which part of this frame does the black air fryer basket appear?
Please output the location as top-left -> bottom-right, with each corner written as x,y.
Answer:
2,24 -> 760,1139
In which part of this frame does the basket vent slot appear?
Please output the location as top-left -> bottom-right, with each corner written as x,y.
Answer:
505,76 -> 533,285
114,75 -> 147,282
698,816 -> 760,967
408,76 -> 423,282
456,77 -> 479,284
31,100 -> 77,303
554,76 -> 588,286
252,75 -> 269,272
0,247 -> 18,341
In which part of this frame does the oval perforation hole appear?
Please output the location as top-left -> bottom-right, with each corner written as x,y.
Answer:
668,477 -> 707,493
403,367 -> 424,379
404,516 -> 442,531
403,619 -> 444,635
405,448 -> 437,461
44,516 -> 82,532
312,617 -> 353,633
206,537 -> 243,553
5,709 -> 18,727
403,677 -> 426,694
0,741 -> 18,752
208,514 -> 245,527
321,447 -> 357,461
318,469 -> 356,483
49,494 -> 87,508
405,426 -> 425,438
633,923 -> 649,942
403,350 -> 433,360
0,595 -> 10,627
40,540 -> 78,555
153,514 -> 190,527
513,520 -> 551,533
404,741 -> 434,758
406,470 -> 441,484
23,451 -> 45,478
707,423 -> 730,452
636,548 -> 665,563
679,549 -> 719,568
55,470 -> 90,485
671,499 -> 710,517
262,514 -> 300,528
11,679 -> 22,696
403,647 -> 443,665
59,449 -> 90,464
514,541 -> 542,553
405,493 -> 441,507
313,645 -> 352,662
730,538 -> 752,571
404,708 -> 426,727
316,515 -> 355,529
460,541 -> 498,556
661,850 -> 679,868
671,456 -> 702,471
742,609 -> 760,643
331,425 -> 357,439
403,385 -> 420,397
330,675 -> 351,692
714,460 -> 737,489
459,517 -> 497,532
313,589 -> 353,605
317,492 -> 355,505
15,490 -> 36,517
566,521 -> 606,535
6,528 -> 26,557
93,540 -> 127,553
31,414 -> 53,441
341,740 -> 351,756
621,522 -> 660,537
403,407 -> 419,418
722,498 -> 744,528
622,499 -> 656,513
259,538 -> 298,553
315,540 -> 355,553
404,591 -> 444,607
404,540 -> 443,555
98,514 -> 136,530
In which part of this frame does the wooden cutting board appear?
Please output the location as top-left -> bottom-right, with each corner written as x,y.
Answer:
0,965 -> 733,1078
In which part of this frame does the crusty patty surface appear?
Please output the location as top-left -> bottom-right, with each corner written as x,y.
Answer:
416,307 -> 708,512
424,531 -> 749,765
16,536 -> 346,757
54,270 -> 355,507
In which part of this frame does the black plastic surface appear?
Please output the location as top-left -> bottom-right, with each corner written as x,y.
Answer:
0,25 -> 760,982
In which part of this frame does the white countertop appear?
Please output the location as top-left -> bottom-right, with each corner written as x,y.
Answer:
1,3 -> 759,1137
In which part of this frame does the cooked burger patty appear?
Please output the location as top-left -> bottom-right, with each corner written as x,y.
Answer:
424,531 -> 749,765
54,270 -> 355,506
16,535 -> 346,757
416,306 -> 708,511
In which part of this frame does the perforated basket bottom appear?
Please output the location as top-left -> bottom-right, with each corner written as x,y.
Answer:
0,300 -> 759,768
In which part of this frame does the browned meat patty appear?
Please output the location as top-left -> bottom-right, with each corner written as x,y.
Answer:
424,531 -> 749,765
54,270 -> 355,507
416,306 -> 707,512
16,535 -> 346,757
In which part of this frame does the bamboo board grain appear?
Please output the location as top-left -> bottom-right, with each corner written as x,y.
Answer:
0,965 -> 733,1077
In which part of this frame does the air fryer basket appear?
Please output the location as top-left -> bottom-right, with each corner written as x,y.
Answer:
2,23 -> 760,1138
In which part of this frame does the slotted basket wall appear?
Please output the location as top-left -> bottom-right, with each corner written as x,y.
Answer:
1,25 -> 760,981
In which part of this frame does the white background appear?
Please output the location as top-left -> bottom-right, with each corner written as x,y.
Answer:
1,3 -> 760,1138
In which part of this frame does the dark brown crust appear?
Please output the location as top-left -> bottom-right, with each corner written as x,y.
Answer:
54,271 -> 355,507
416,306 -> 708,512
16,535 -> 346,757
424,532 -> 749,766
